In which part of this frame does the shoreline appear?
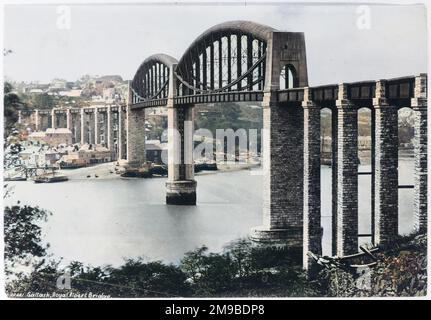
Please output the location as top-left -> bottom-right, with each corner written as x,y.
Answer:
12,153 -> 414,182
56,161 -> 263,181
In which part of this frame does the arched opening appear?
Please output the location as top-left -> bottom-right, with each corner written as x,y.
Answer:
279,64 -> 298,90
320,107 -> 333,255
357,107 -> 373,247
113,111 -> 119,159
398,106 -> 415,235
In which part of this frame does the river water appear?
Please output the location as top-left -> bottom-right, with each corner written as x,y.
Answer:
5,157 -> 415,267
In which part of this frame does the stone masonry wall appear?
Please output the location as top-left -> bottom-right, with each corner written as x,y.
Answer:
374,104 -> 398,244
413,74 -> 428,234
263,103 -> 304,246
127,107 -> 146,167
336,92 -> 358,256
303,91 -> 322,268
331,107 -> 338,255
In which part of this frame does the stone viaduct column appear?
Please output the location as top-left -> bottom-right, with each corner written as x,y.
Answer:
336,83 -> 358,256
373,80 -> 399,245
126,85 -> 146,168
302,87 -> 322,269
331,106 -> 338,255
118,108 -> 124,160
166,64 -> 196,205
35,109 -> 40,131
107,105 -> 114,153
251,31 -> 308,252
117,106 -> 128,160
66,109 -> 74,142
94,107 -> 99,145
51,109 -> 56,129
251,92 -> 304,246
412,74 -> 427,234
66,109 -> 72,130
74,109 -> 82,144
80,108 -> 85,145
89,110 -> 95,145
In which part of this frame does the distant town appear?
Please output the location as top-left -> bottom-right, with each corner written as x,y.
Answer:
4,73 -> 416,183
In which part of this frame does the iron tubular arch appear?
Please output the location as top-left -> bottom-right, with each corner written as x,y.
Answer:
175,21 -> 275,96
131,53 -> 178,104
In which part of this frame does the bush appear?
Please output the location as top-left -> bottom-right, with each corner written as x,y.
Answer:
315,234 -> 427,297
4,202 -> 426,298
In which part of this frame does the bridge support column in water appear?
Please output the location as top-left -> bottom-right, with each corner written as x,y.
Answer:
166,64 -> 196,205
373,80 -> 399,246
335,84 -> 358,256
412,74 -> 428,234
302,87 -> 322,269
126,86 -> 146,168
251,31 -> 308,255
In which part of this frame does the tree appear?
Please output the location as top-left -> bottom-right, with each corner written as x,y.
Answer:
4,203 -> 51,274
180,246 -> 235,295
4,82 -> 24,137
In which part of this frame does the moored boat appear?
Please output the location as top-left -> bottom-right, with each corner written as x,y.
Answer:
34,174 -> 69,183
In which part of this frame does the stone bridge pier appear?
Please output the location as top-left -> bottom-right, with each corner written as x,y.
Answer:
126,86 -> 146,169
412,74 -> 428,234
250,32 -> 309,255
165,64 -> 196,205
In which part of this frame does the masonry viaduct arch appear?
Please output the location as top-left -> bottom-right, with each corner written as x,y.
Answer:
24,20 -> 426,269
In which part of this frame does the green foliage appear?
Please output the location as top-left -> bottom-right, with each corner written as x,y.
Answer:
194,103 -> 263,153
19,92 -> 86,110
181,246 -> 235,296
315,234 -> 427,297
4,201 -> 427,298
195,103 -> 262,134
26,93 -> 56,110
4,204 -> 51,268
179,241 -> 318,297
4,82 -> 25,137
103,259 -> 191,297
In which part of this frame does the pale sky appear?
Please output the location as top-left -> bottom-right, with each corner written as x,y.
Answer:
3,3 -> 428,86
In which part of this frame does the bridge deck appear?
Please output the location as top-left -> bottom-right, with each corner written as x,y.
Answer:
130,75 -> 419,109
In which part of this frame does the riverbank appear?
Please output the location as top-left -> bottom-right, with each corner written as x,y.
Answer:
57,161 -> 124,181
56,160 -> 262,180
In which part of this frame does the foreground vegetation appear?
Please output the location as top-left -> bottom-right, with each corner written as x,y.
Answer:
4,201 -> 427,298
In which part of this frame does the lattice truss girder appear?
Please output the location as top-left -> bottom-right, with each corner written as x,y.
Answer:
175,32 -> 267,96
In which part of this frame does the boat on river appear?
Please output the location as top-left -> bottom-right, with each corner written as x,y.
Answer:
34,174 -> 69,183
33,167 -> 69,183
